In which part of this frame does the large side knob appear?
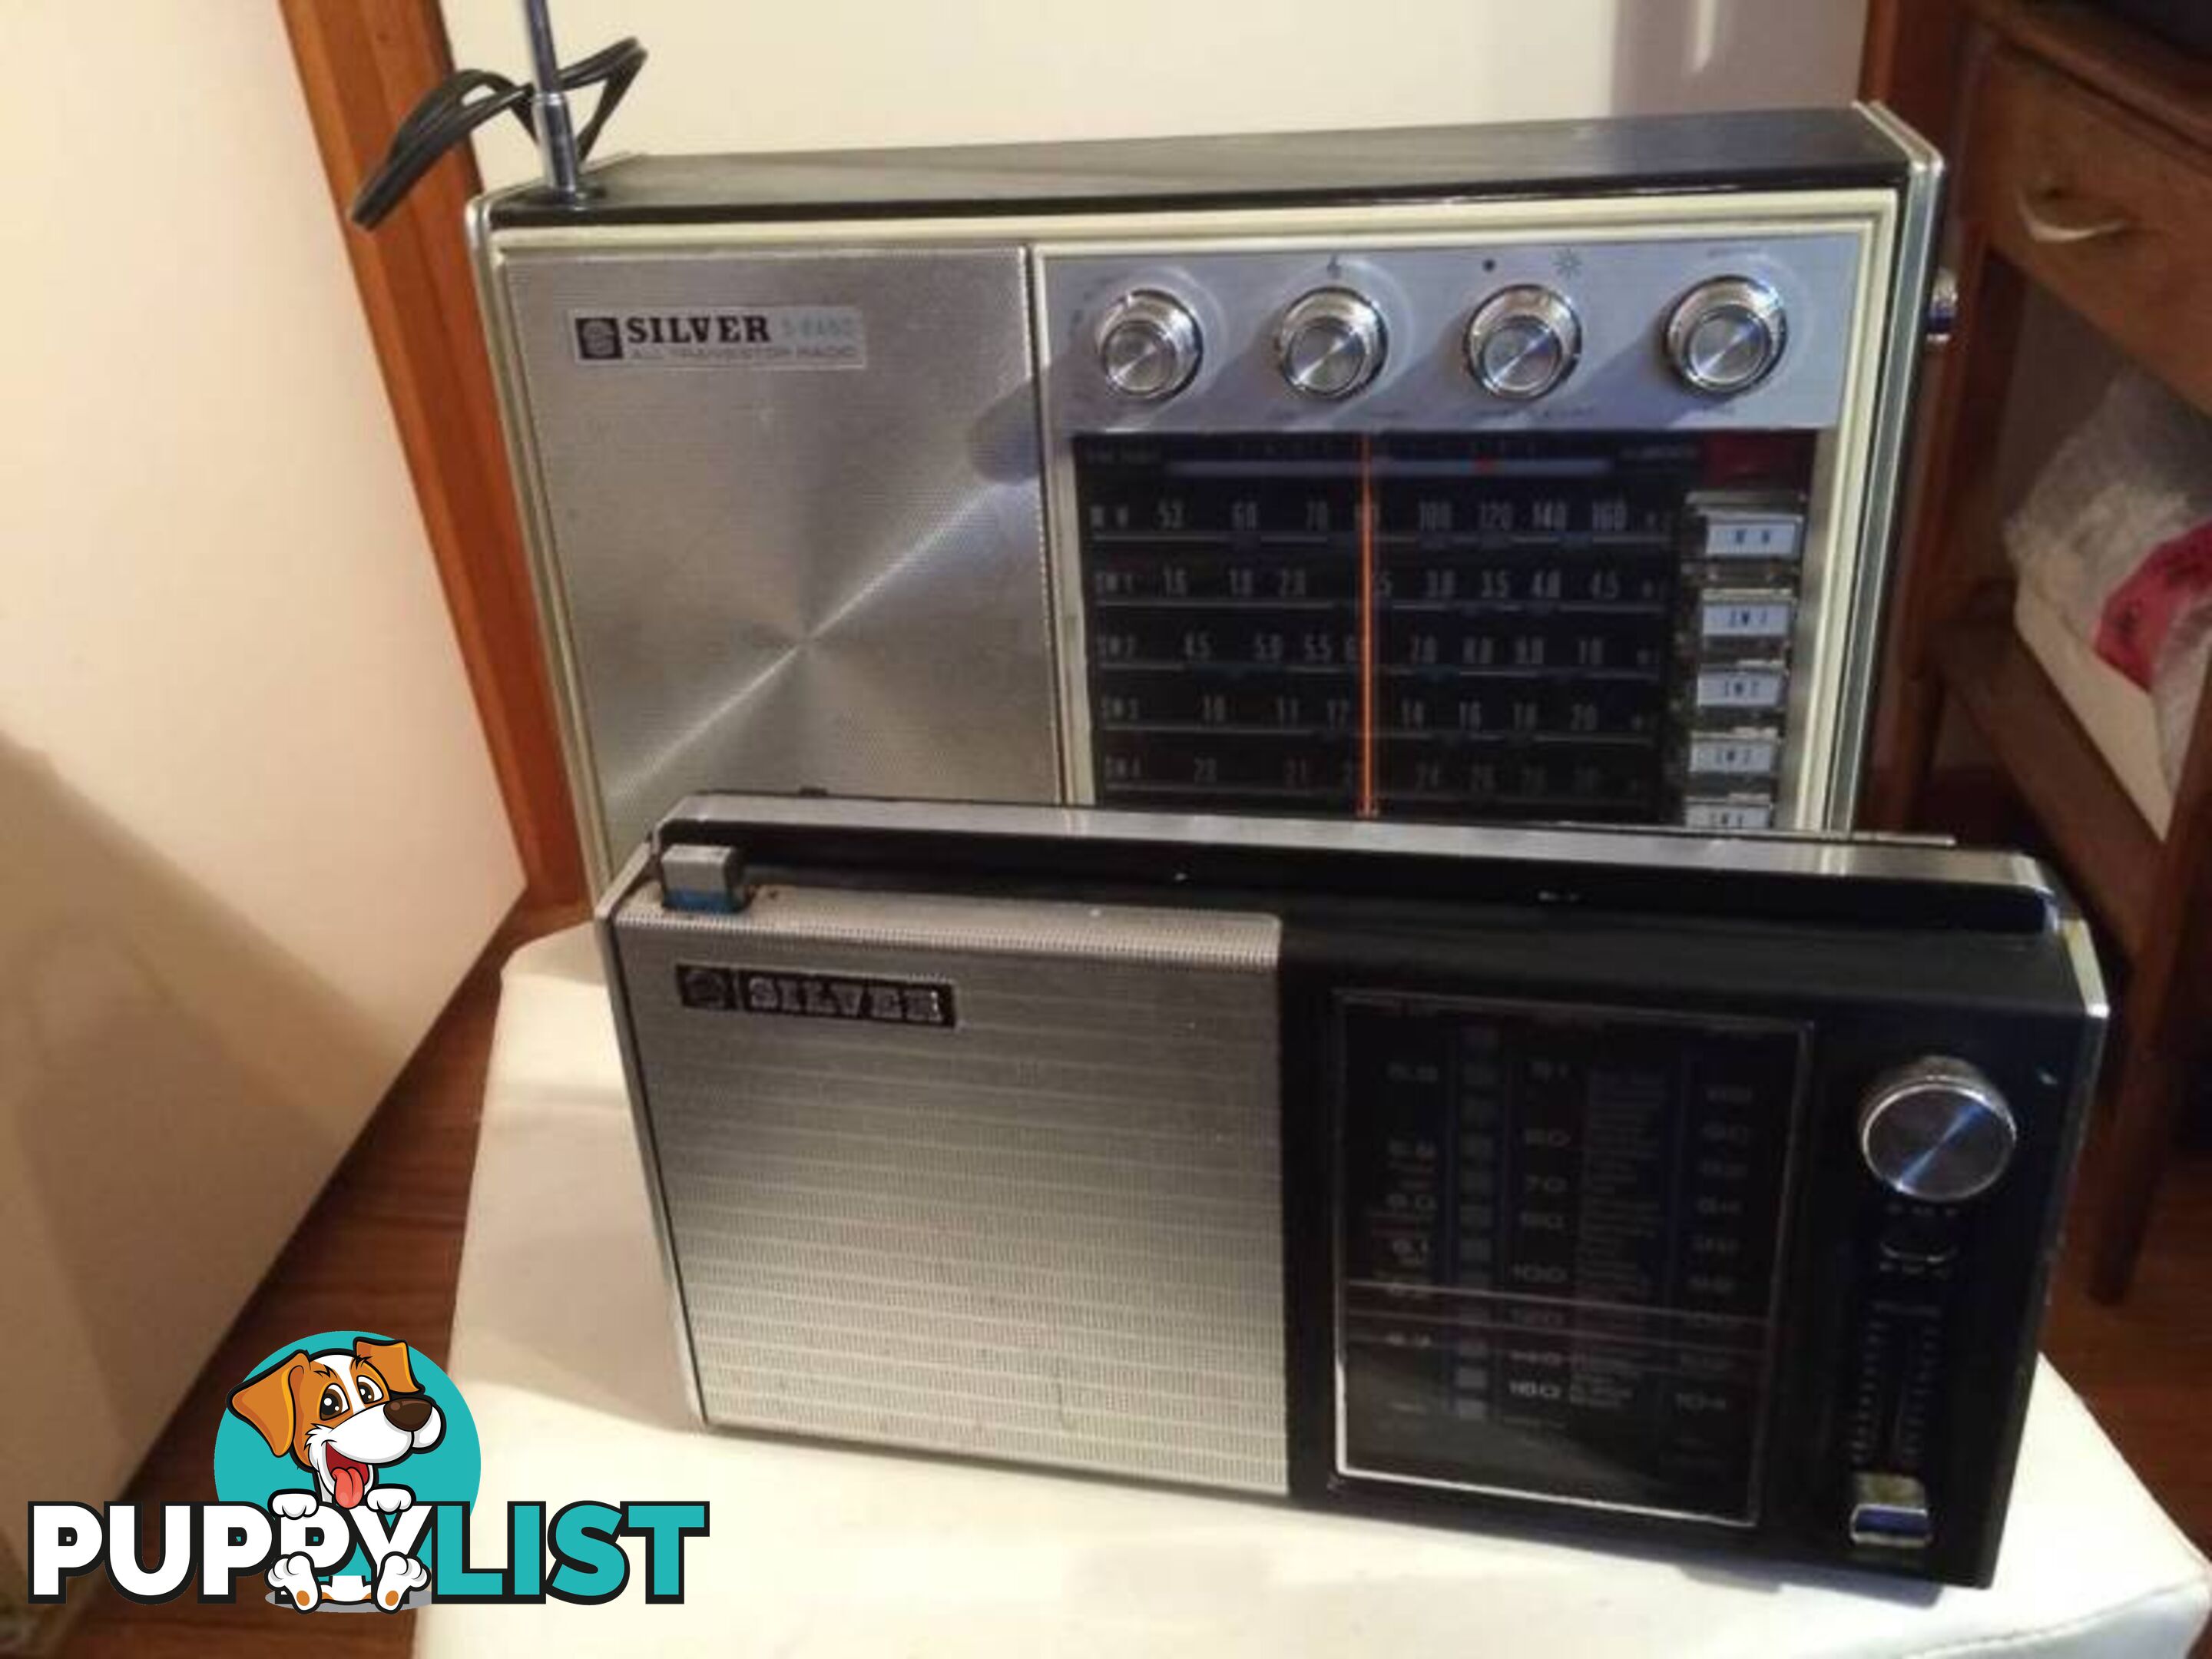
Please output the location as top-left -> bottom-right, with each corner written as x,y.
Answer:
1097,290 -> 1202,402
1666,276 -> 1788,396
1858,1057 -> 2017,1204
1276,288 -> 1387,399
1466,285 -> 1582,400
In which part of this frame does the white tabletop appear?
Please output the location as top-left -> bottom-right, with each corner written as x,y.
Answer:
418,926 -> 2212,1657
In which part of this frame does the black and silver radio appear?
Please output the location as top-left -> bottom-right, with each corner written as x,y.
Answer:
601,794 -> 2102,1586
475,106 -> 1941,882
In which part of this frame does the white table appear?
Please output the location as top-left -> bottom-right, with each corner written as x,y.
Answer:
417,926 -> 2212,1657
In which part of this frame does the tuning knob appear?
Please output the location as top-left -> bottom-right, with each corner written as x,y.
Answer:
1277,288 -> 1387,399
1097,290 -> 1202,402
1666,276 -> 1788,396
1466,285 -> 1582,401
1858,1058 -> 2017,1204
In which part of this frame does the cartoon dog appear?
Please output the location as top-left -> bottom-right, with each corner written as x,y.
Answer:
227,1337 -> 443,1612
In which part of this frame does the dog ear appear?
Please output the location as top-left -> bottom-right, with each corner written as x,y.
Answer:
353,1336 -> 421,1396
228,1353 -> 307,1457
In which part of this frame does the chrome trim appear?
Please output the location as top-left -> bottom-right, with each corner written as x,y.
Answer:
468,186 -> 624,887
2060,914 -> 2111,1022
592,841 -> 712,1425
1833,103 -> 1945,827
658,791 -> 2061,909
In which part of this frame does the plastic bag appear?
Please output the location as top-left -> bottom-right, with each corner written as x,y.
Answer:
2005,369 -> 2212,786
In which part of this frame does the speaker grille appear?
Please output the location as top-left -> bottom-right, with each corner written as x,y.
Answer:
614,885 -> 1287,1492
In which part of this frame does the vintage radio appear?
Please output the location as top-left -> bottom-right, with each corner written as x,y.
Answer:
600,793 -> 2102,1585
473,106 -> 1942,882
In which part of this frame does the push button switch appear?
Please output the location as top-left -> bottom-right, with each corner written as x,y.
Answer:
1849,1472 -> 1933,1551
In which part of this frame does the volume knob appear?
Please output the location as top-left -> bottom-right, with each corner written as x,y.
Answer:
1097,290 -> 1202,402
1277,288 -> 1387,399
1666,276 -> 1788,396
1858,1058 -> 2017,1204
1466,285 -> 1582,401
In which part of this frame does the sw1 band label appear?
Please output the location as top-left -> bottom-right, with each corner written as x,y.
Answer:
569,306 -> 866,369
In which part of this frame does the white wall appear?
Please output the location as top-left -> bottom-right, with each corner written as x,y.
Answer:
0,0 -> 522,1570
449,0 -> 1868,184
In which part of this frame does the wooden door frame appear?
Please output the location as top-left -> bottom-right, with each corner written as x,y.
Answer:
1861,0 -> 1972,143
282,0 -> 585,909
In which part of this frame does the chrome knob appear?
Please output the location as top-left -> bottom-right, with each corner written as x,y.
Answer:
1097,290 -> 1202,402
1466,285 -> 1582,400
1277,287 -> 1387,399
1666,276 -> 1788,396
1858,1058 -> 2017,1204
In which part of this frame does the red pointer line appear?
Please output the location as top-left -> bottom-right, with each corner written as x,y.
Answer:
1358,433 -> 1378,819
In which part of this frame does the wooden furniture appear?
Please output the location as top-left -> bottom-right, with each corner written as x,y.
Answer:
1868,0 -> 2212,1300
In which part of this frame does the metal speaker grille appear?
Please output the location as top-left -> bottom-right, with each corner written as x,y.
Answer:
614,886 -> 1288,1493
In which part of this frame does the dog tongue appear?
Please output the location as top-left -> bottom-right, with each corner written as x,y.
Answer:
331,1462 -> 366,1508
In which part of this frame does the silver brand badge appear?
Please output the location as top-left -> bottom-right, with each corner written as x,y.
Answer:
570,306 -> 866,369
675,963 -> 955,1027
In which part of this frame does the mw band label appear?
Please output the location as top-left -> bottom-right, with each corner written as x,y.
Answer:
569,306 -> 866,369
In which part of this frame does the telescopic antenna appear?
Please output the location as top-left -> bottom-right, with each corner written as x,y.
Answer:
521,0 -> 587,201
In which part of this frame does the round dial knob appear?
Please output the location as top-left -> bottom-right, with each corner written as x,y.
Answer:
1466,285 -> 1582,401
1666,276 -> 1788,396
1858,1057 -> 2018,1204
1276,288 -> 1388,399
1096,290 -> 1202,402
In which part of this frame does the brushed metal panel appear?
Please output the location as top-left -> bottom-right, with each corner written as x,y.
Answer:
614,885 -> 1288,1493
1828,104 -> 1945,826
498,245 -> 1058,869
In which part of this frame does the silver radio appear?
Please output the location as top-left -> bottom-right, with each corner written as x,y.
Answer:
472,108 -> 1941,882
601,794 -> 2102,1585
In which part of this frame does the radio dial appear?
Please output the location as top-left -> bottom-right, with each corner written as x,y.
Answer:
1097,290 -> 1202,402
1857,1057 -> 2017,1204
1466,285 -> 1582,400
1277,288 -> 1387,399
1667,276 -> 1788,396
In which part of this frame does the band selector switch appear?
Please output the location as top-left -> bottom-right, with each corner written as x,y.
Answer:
1850,1472 -> 1933,1551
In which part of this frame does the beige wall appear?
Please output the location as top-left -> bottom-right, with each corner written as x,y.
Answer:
0,0 -> 522,1568
449,0 -> 1868,184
